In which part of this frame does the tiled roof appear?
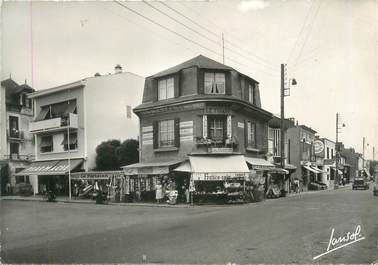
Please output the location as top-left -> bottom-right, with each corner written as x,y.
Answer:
150,55 -> 233,78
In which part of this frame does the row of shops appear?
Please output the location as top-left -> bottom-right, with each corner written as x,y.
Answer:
12,154 -> 297,204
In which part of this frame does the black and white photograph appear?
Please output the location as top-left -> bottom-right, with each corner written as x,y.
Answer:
0,0 -> 377,264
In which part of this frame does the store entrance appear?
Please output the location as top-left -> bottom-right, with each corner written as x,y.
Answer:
38,175 -> 69,196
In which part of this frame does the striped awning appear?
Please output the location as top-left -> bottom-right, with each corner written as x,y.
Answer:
14,159 -> 83,176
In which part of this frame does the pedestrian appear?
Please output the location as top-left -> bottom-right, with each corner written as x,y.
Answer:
155,180 -> 163,203
6,182 -> 11,195
74,183 -> 79,199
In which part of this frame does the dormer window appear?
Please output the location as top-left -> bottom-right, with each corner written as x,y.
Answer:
158,77 -> 174,100
204,72 -> 225,94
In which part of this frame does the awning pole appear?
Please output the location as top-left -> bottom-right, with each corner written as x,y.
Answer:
68,120 -> 71,200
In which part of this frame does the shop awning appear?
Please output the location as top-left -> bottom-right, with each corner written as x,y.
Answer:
189,155 -> 249,181
71,171 -> 124,180
245,157 -> 275,170
303,165 -> 320,174
269,167 -> 289,174
122,160 -> 183,175
310,166 -> 325,174
173,161 -> 192,173
331,167 -> 343,175
14,159 -> 83,176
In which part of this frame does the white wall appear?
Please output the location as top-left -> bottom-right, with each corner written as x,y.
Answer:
84,72 -> 144,170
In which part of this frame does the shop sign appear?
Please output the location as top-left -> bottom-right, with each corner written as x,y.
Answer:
192,172 -> 247,181
208,147 -> 233,154
314,140 -> 325,154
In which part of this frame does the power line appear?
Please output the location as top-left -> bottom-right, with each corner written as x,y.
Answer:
143,1 -> 275,74
293,0 -> 323,68
286,0 -> 316,65
114,1 -> 278,78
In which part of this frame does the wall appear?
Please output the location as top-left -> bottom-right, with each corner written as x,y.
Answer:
85,72 -> 144,170
139,102 -> 269,163
33,86 -> 85,162
0,86 -> 6,159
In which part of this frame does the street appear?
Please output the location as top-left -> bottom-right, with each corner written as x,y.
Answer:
1,187 -> 377,264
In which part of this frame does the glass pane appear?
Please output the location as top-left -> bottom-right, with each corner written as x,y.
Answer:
166,78 -> 174,99
215,73 -> 225,94
158,80 -> 166,100
204,73 -> 214,94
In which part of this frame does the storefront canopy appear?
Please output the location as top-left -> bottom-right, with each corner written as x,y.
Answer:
245,157 -> 275,170
173,161 -> 192,173
330,167 -> 343,175
269,168 -> 289,174
310,166 -> 325,174
303,165 -> 320,174
15,159 -> 83,176
122,160 -> 183,175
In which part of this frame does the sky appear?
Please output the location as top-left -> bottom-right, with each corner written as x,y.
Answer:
1,0 -> 377,159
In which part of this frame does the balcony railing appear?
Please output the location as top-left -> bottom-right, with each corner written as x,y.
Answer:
196,136 -> 238,150
5,154 -> 35,161
29,113 -> 78,133
7,129 -> 25,140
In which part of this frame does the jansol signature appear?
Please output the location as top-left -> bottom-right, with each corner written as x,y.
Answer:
313,225 -> 365,260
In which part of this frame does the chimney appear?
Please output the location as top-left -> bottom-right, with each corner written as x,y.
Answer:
94,73 -> 101,77
115,64 -> 122,74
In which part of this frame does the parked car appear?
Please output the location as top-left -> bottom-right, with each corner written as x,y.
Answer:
352,178 -> 369,190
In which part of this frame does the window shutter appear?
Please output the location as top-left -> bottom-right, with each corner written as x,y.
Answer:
227,115 -> 232,138
244,120 -> 248,148
198,69 -> 204,94
244,80 -> 249,101
153,120 -> 158,149
225,72 -> 232,95
152,79 -> 158,102
174,73 -> 180,98
202,115 -> 207,138
174,118 -> 180,147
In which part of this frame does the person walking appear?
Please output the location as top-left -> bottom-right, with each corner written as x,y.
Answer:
155,181 -> 163,203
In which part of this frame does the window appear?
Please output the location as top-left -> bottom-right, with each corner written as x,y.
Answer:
327,147 -> 329,159
62,133 -> 78,151
158,78 -> 174,100
247,121 -> 256,148
159,120 -> 175,147
16,175 -> 29,184
208,117 -> 225,140
10,142 -> 19,158
9,116 -> 19,138
248,84 -> 255,104
204,73 -> 225,94
331,149 -> 334,159
40,135 -> 53,153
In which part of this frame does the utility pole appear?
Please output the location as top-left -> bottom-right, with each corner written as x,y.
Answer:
280,64 -> 285,170
222,33 -> 225,64
335,113 -> 339,190
373,146 -> 375,161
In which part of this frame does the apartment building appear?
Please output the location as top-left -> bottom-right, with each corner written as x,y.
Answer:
16,66 -> 144,195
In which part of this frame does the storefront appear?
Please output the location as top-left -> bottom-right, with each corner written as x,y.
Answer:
14,159 -> 84,195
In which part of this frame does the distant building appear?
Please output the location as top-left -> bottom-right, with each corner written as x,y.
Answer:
0,78 -> 35,195
287,124 -> 318,191
339,143 -> 364,180
15,66 -> 144,195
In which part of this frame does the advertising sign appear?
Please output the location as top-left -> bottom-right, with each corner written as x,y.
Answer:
314,140 -> 325,154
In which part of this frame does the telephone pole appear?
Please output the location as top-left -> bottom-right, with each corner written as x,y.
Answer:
280,64 -> 285,170
222,33 -> 225,64
373,146 -> 375,161
363,137 -> 365,169
335,113 -> 339,189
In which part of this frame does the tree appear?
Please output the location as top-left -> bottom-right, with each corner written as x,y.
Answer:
95,139 -> 139,171
117,139 -> 139,167
95,139 -> 121,170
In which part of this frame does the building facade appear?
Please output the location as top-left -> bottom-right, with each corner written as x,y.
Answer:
287,124 -> 320,191
339,143 -> 363,181
16,66 -> 144,195
0,79 -> 35,195
124,55 -> 281,203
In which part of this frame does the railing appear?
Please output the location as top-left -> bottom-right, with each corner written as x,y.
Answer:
5,154 -> 35,161
29,113 -> 78,133
7,129 -> 25,140
196,136 -> 238,149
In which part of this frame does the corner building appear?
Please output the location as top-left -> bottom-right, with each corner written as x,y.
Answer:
125,55 -> 276,203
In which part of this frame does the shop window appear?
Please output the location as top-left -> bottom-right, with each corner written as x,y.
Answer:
204,72 -> 225,94
247,121 -> 256,148
15,175 -> 29,184
158,77 -> 174,100
208,116 -> 225,141
62,132 -> 78,151
158,120 -> 175,147
40,135 -> 53,153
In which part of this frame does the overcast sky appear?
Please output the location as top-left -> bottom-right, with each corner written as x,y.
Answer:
1,0 -> 377,159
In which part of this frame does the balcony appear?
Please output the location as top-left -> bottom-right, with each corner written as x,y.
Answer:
29,113 -> 78,133
196,136 -> 238,153
7,129 -> 25,141
5,154 -> 35,161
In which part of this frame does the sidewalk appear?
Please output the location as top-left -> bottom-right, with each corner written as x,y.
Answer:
1,184 -> 352,207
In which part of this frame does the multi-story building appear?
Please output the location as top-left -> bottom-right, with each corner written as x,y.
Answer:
339,143 -> 364,181
313,137 -> 336,188
287,123 -> 320,191
0,78 -> 35,195
124,55 -> 275,202
15,66 -> 144,195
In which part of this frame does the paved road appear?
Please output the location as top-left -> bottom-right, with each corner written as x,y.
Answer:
1,186 -> 377,264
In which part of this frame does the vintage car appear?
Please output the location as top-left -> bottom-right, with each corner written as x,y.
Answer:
352,178 -> 369,190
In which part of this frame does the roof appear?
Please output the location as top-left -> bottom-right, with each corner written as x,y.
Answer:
299,124 -> 317,134
1,78 -> 35,96
28,80 -> 85,99
150,55 -> 233,78
268,115 -> 295,129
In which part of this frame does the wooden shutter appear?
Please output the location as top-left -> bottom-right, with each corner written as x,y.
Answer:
202,115 -> 207,138
174,73 -> 180,98
244,80 -> 250,101
174,118 -> 180,148
198,69 -> 204,94
153,120 -> 158,149
225,72 -> 232,95
152,79 -> 158,102
244,120 -> 248,148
